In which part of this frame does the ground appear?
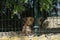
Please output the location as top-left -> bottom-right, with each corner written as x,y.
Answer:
0,32 -> 60,40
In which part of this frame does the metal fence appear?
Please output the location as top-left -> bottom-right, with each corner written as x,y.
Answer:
0,0 -> 60,35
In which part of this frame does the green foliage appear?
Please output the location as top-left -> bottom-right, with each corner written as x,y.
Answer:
40,0 -> 53,12
2,0 -> 53,14
5,0 -> 26,14
58,0 -> 60,2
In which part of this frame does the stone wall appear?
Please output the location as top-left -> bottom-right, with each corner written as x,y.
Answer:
46,17 -> 60,28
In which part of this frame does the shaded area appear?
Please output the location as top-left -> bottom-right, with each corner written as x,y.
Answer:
40,28 -> 60,34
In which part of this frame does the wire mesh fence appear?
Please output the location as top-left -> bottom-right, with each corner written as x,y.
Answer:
0,0 -> 60,34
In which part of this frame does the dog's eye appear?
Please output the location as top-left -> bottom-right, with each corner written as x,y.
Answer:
30,19 -> 33,21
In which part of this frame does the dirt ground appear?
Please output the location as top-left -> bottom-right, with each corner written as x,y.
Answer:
0,32 -> 60,40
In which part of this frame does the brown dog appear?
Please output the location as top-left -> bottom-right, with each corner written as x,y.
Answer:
22,17 -> 34,35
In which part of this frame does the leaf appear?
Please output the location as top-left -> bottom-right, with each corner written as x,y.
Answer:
40,0 -> 53,12
58,0 -> 60,2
